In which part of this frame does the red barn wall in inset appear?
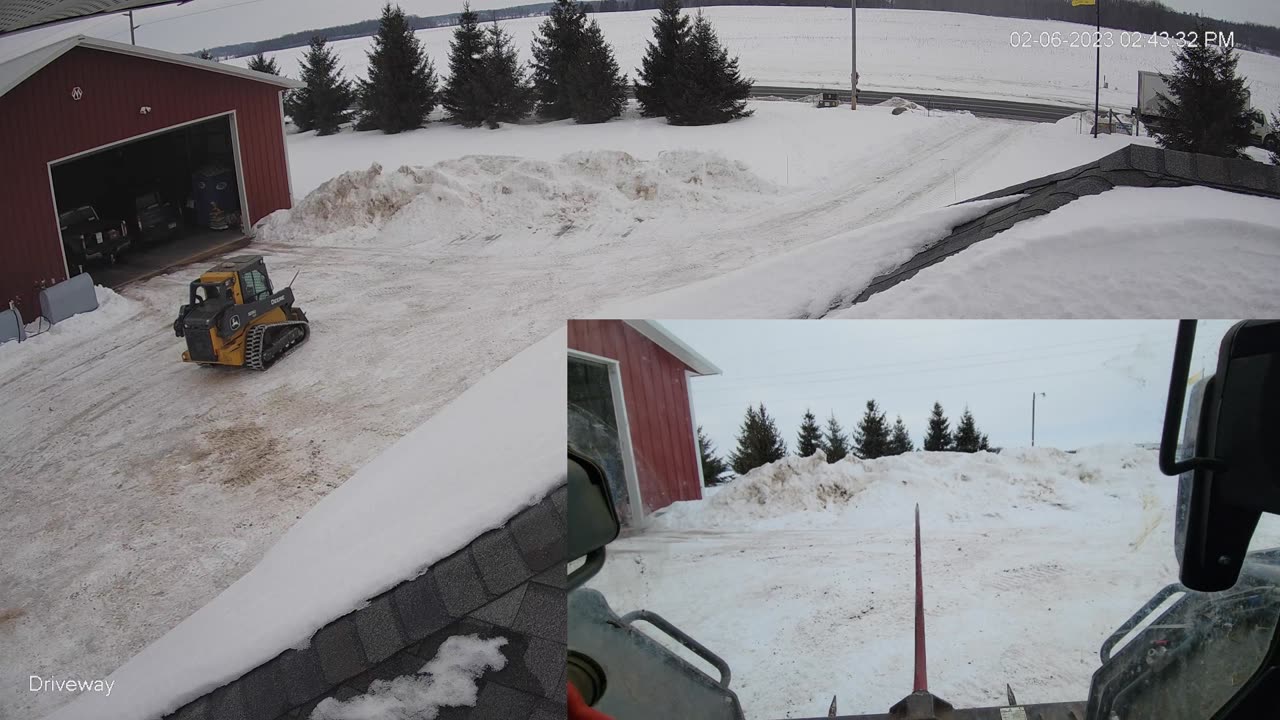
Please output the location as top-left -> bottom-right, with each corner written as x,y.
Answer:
569,320 -> 704,515
0,46 -> 292,313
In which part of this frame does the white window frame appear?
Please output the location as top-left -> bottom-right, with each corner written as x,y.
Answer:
569,349 -> 645,524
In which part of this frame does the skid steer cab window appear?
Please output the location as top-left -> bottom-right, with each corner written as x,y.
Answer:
241,270 -> 271,302
193,285 -> 224,304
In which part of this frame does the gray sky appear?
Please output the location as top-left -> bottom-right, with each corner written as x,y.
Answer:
1,0 -> 1274,59
663,320 -> 1237,461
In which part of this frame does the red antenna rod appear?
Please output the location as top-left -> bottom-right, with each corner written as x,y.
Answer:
913,503 -> 928,693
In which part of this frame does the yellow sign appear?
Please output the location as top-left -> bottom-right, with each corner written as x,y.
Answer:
1072,0 -> 1096,6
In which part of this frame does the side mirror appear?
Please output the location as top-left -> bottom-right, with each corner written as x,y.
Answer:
1160,320 -> 1280,591
568,451 -> 621,590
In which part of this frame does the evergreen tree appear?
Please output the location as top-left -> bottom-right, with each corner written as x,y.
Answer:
198,49 -> 215,61
1152,23 -> 1256,157
922,402 -> 952,452
729,404 -> 787,475
888,416 -> 915,456
697,425 -> 729,486
854,399 -> 891,460
796,409 -> 823,458
443,4 -> 490,127
357,3 -> 439,134
286,35 -> 356,136
247,52 -> 280,75
531,0 -> 588,120
634,0 -> 690,117
953,408 -> 990,453
566,19 -> 628,123
665,11 -> 753,126
822,413 -> 851,464
1271,110 -> 1280,165
481,21 -> 535,128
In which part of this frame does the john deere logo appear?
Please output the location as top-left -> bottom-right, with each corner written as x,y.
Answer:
230,315 -> 241,330
71,87 -> 83,100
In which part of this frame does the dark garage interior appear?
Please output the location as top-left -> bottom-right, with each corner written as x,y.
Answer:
49,114 -> 250,286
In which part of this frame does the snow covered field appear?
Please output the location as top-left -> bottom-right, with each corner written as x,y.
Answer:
231,7 -> 1280,115
585,447 -> 1280,719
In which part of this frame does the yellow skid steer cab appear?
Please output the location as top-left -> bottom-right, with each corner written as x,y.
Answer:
172,255 -> 309,370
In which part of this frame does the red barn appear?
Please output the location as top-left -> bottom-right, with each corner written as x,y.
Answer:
568,320 -> 721,524
0,35 -> 300,314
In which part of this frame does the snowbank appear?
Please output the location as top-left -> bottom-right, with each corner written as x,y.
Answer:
258,151 -> 774,249
599,196 -> 1020,319
842,186 -> 1280,318
310,635 -> 508,720
0,286 -> 139,369
45,328 -> 566,720
652,445 -> 1158,533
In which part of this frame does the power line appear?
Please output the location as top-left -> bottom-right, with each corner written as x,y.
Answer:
693,334 -> 1168,396
692,357 -> 1154,415
691,329 -> 1171,389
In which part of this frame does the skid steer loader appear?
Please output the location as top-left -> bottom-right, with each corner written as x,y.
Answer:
567,320 -> 1280,720
173,255 -> 309,370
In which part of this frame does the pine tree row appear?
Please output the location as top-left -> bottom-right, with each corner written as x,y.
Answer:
699,401 -> 994,481
256,0 -> 757,136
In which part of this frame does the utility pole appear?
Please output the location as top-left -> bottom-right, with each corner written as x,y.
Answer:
1093,0 -> 1101,138
1031,392 -> 1046,446
126,10 -> 138,45
850,0 -> 857,110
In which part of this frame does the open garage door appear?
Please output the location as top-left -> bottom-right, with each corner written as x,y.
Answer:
48,111 -> 250,287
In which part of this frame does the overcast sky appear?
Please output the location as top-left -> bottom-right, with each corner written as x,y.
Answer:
663,320 -> 1237,462
1,0 -> 1275,59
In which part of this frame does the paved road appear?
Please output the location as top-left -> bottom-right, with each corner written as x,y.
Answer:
751,85 -> 1087,123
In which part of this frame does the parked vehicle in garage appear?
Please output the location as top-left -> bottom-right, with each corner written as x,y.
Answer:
134,191 -> 182,243
58,205 -> 130,274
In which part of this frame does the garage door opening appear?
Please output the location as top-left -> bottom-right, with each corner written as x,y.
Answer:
49,112 -> 251,288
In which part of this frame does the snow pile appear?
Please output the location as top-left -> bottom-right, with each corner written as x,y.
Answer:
310,635 -> 507,720
652,445 -> 1158,533
258,150 -> 774,249
877,96 -> 926,115
0,286 -> 140,366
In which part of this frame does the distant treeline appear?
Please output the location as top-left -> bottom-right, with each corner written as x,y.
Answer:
205,0 -> 1280,59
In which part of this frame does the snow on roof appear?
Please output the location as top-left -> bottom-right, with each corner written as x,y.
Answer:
624,320 -> 722,376
45,328 -> 566,720
0,34 -> 301,99
600,198 -> 1020,320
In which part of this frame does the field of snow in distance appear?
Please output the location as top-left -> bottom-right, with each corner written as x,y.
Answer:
228,7 -> 1280,115
585,447 -> 1280,719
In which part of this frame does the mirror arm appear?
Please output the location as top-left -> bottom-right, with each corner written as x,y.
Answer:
1159,319 -> 1225,476
568,547 -> 606,592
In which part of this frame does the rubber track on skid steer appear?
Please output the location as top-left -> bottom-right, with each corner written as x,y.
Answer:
244,320 -> 309,371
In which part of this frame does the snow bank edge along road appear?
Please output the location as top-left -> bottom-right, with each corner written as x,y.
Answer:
45,328 -> 568,720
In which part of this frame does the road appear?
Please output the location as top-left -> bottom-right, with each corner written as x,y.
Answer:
751,85 -> 1086,123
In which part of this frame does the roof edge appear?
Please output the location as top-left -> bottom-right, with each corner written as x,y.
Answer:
0,34 -> 303,99
624,320 -> 722,376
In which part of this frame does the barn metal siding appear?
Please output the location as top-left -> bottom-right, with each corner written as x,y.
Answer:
568,320 -> 704,514
0,47 -> 292,313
